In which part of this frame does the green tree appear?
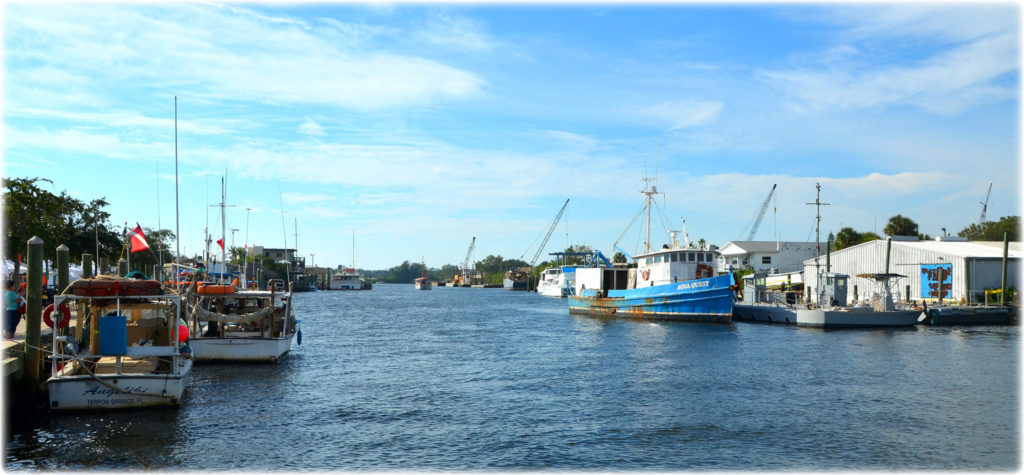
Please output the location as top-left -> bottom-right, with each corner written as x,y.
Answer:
612,252 -> 627,264
883,214 -> 918,237
958,216 -> 1020,241
833,227 -> 860,250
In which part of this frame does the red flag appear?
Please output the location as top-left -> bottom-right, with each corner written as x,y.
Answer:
128,224 -> 150,253
217,238 -> 225,251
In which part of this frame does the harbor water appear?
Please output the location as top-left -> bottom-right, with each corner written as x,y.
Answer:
5,284 -> 1019,470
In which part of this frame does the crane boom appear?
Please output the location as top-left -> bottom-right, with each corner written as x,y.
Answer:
530,199 -> 570,267
979,182 -> 993,225
462,236 -> 476,271
742,184 -> 776,241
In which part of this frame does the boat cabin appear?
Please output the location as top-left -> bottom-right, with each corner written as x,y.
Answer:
817,272 -> 849,307
634,246 -> 719,287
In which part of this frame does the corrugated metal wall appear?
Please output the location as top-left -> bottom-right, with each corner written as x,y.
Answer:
803,241 -> 1020,304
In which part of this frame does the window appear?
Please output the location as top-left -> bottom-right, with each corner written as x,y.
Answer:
688,252 -> 696,262
699,253 -> 705,262
762,256 -> 772,264
654,255 -> 662,263
731,258 -> 738,265
646,258 -> 652,265
671,253 -> 678,262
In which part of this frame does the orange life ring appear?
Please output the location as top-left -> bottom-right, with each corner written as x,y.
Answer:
641,269 -> 650,280
43,303 -> 71,329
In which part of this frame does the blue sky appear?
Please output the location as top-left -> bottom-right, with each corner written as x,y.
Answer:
3,2 -> 1020,270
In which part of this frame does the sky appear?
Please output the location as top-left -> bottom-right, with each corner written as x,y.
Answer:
2,1 -> 1020,270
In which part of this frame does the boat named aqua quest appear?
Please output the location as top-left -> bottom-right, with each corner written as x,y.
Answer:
568,247 -> 734,323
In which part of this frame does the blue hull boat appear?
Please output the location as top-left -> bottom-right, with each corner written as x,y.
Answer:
568,273 -> 734,323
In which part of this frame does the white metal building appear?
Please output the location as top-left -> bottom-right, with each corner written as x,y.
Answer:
718,241 -> 818,274
802,237 -> 1021,305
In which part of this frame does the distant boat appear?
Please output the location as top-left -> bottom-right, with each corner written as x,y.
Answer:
537,266 -> 574,298
47,279 -> 193,410
732,272 -> 798,324
415,257 -> 431,290
329,268 -> 371,290
567,176 -> 734,323
502,267 -> 529,291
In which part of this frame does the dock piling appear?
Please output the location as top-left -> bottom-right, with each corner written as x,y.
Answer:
1001,232 -> 1008,306
25,237 -> 43,392
82,253 -> 93,279
98,256 -> 109,276
56,244 -> 69,295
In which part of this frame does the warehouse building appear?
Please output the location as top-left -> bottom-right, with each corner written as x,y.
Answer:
717,241 -> 818,274
802,237 -> 1021,305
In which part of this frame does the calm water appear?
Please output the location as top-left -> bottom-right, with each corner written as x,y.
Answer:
5,284 -> 1020,470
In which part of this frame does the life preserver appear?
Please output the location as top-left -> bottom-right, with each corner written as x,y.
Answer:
640,269 -> 650,280
43,303 -> 71,329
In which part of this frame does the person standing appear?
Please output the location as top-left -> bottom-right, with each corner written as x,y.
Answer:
4,280 -> 21,339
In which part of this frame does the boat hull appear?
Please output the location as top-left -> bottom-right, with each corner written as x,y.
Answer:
47,359 -> 192,411
796,308 -> 921,327
190,335 -> 295,362
733,303 -> 797,324
503,278 -> 528,291
923,306 -> 1014,325
568,274 -> 734,323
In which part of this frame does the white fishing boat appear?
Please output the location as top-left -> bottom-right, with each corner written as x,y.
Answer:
415,258 -> 432,290
185,282 -> 299,362
537,266 -> 575,298
47,279 -> 193,410
329,268 -> 370,290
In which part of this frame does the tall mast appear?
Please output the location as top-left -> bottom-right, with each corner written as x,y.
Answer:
220,174 -> 227,284
805,183 -> 830,304
174,97 -> 180,293
352,229 -> 355,270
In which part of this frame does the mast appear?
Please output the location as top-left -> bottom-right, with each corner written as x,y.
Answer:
805,183 -> 830,305
243,207 -> 251,288
174,96 -> 180,293
220,174 -> 227,284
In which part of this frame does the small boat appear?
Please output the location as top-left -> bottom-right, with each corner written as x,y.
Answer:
732,273 -> 798,324
329,268 -> 371,290
502,268 -> 529,291
184,281 -> 299,362
415,258 -> 432,290
796,273 -> 922,328
567,176 -> 734,323
47,278 -> 193,410
920,305 -> 1014,325
537,266 -> 575,298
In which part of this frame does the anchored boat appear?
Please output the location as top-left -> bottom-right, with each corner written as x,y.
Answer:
415,257 -> 432,290
47,278 -> 193,410
567,176 -> 734,323
184,281 -> 299,362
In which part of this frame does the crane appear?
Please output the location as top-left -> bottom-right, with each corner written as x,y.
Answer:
740,184 -> 776,241
979,182 -> 993,225
457,236 -> 476,285
528,199 -> 570,267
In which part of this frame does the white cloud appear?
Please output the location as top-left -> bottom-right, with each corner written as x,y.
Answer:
5,4 -> 486,111
283,192 -> 335,205
412,12 -> 495,51
638,100 -> 724,130
298,118 -> 326,136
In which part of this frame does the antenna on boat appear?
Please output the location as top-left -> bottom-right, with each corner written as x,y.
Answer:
278,181 -> 290,284
805,183 -> 830,305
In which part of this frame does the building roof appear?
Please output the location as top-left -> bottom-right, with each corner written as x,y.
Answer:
803,239 -> 1022,265
719,241 -> 815,255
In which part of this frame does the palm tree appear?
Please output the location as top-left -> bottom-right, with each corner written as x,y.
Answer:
833,227 -> 861,250
883,215 -> 918,237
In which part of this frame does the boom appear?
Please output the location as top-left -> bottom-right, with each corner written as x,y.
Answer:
462,236 -> 476,273
979,182 -> 993,225
530,199 -> 570,267
741,184 -> 776,241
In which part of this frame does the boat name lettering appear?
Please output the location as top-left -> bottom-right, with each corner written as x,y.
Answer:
677,280 -> 710,291
82,385 -> 150,397
87,397 -> 144,406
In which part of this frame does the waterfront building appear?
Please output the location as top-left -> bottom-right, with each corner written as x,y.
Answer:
717,241 -> 818,274
801,237 -> 1021,305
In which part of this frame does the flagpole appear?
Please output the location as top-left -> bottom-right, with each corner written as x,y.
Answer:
125,221 -> 130,274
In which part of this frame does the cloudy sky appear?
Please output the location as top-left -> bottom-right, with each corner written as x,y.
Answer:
3,2 -> 1019,270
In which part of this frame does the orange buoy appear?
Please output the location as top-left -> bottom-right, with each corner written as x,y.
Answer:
43,303 -> 71,329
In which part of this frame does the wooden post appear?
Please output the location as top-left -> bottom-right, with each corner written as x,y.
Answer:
82,253 -> 93,279
25,236 -> 43,391
1001,232 -> 1009,306
56,245 -> 69,295
118,258 -> 128,277
98,256 -> 109,276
